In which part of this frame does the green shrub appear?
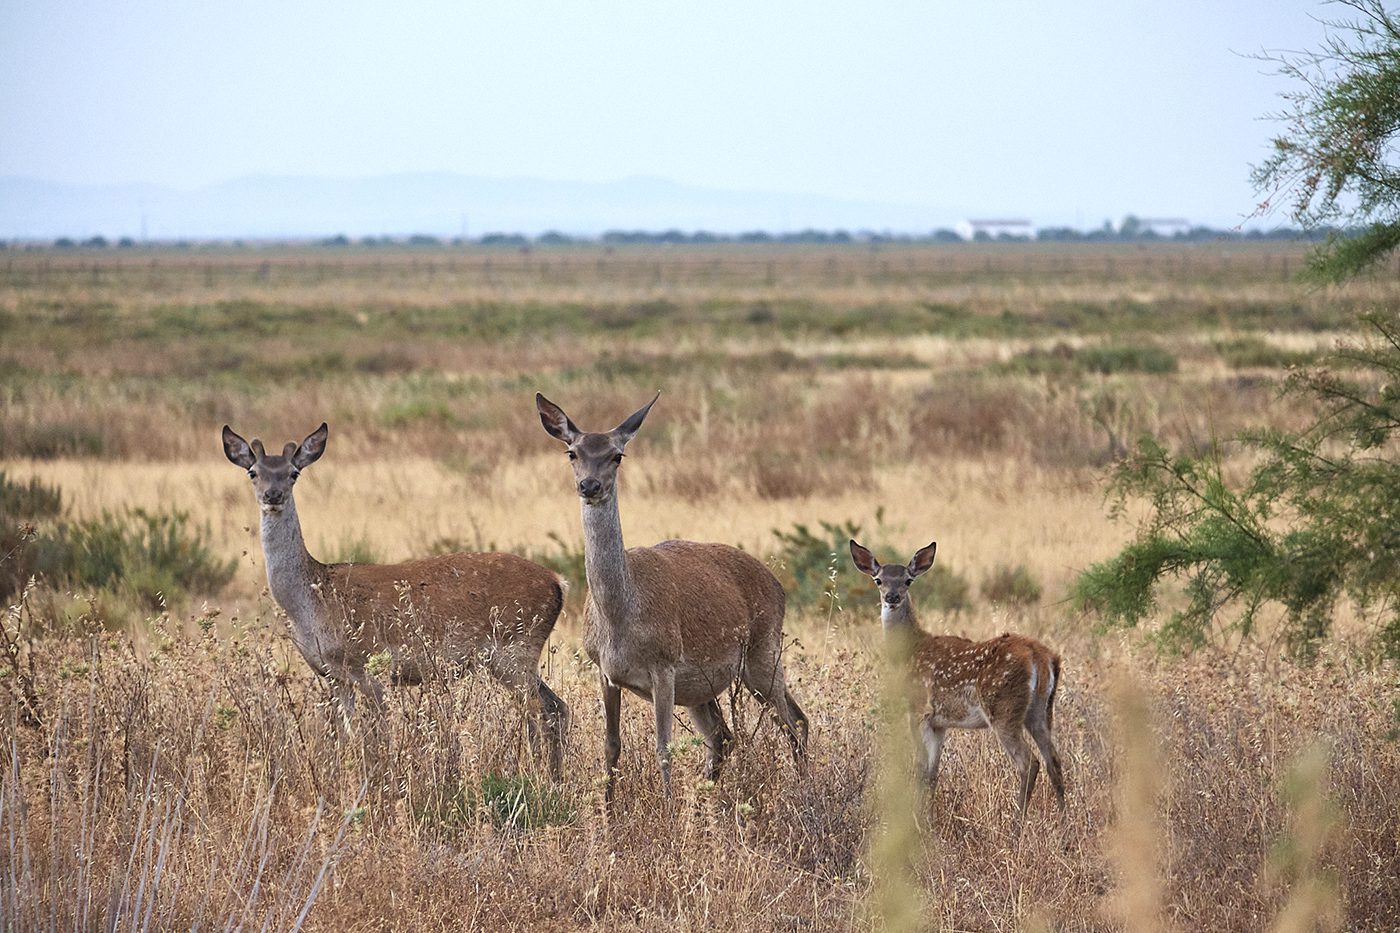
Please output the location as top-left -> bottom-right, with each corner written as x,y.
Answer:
980,564 -> 1043,605
1215,337 -> 1318,370
1077,344 -> 1178,375
1003,342 -> 1178,376
1075,313 -> 1400,659
528,532 -> 586,613
413,774 -> 573,834
41,509 -> 236,609
0,472 -> 63,519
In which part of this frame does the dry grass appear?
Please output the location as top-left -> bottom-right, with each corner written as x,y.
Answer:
1,242 -> 1398,930
2,603 -> 1396,931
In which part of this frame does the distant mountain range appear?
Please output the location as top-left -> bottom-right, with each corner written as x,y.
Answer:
0,173 -> 970,240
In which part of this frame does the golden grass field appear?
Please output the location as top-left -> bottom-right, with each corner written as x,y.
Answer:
1,242 -> 1397,930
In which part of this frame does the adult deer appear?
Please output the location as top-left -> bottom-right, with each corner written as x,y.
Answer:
221,422 -> 570,778
536,393 -> 808,798
849,539 -> 1065,827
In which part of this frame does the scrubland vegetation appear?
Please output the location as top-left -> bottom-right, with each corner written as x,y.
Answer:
1,242 -> 1397,930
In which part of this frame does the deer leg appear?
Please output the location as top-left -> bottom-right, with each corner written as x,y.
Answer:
785,688 -> 811,750
740,647 -> 808,766
601,672 -> 622,804
1025,703 -> 1066,809
918,719 -> 947,794
536,679 -> 570,782
486,656 -> 547,775
328,673 -> 357,733
687,701 -> 733,780
652,667 -> 677,797
993,723 -> 1038,833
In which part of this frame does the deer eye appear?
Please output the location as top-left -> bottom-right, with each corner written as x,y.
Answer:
290,471 -> 300,482
247,470 -> 257,480
906,577 -> 915,586
613,454 -> 624,464
567,450 -> 577,461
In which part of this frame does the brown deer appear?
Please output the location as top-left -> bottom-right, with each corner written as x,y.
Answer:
849,539 -> 1065,826
222,422 -> 570,778
536,393 -> 808,798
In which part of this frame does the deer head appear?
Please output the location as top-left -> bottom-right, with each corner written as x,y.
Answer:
222,423 -> 328,513
849,538 -> 938,610
536,392 -> 659,505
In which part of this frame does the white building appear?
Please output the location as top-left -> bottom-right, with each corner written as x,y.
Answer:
1133,217 -> 1192,237
956,218 -> 1035,241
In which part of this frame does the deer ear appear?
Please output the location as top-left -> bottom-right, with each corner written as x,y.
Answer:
293,423 -> 328,468
536,393 -> 582,444
611,392 -> 659,448
849,539 -> 880,577
908,542 -> 938,578
222,426 -> 256,468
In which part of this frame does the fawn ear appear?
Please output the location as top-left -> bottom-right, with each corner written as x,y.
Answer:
222,426 -> 256,469
292,423 -> 328,469
536,393 -> 582,444
908,542 -> 938,578
849,539 -> 880,576
610,392 -> 659,448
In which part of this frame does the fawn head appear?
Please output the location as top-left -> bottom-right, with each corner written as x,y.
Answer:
536,392 -> 659,505
222,423 -> 328,514
849,539 -> 938,610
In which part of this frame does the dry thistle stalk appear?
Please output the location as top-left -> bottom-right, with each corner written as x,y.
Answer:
1106,671 -> 1170,933
864,624 -> 925,932
1267,743 -> 1342,933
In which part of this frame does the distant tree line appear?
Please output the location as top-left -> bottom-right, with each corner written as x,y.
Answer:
4,216 -> 1343,251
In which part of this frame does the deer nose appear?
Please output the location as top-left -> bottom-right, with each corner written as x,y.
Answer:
578,478 -> 602,498
264,489 -> 284,504
883,593 -> 902,606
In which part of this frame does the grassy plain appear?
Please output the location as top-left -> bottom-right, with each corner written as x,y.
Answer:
1,241 -> 1397,930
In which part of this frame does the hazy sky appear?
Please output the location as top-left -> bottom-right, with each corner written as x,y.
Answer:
1,1 -> 1332,227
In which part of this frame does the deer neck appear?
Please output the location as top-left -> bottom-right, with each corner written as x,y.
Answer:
580,494 -> 637,626
881,597 -> 922,634
880,598 -> 924,664
258,497 -> 325,632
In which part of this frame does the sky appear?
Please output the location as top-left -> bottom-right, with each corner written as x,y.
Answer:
0,1 -> 1335,230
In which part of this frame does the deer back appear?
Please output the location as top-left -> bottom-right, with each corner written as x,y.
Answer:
323,551 -> 564,661
588,540 -> 785,666
914,632 -> 1050,726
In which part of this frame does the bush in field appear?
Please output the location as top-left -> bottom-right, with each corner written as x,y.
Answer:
37,508 -> 236,610
413,774 -> 573,834
0,472 -> 63,519
1003,342 -> 1178,376
1215,337 -> 1318,370
0,472 -> 64,601
1075,312 -> 1400,659
0,472 -> 234,610
980,564 -> 1043,606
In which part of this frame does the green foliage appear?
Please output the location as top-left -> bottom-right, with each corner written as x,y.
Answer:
0,472 -> 63,519
1002,342 -> 1178,376
1215,337 -> 1318,370
2,470 -> 234,609
980,563 -> 1043,605
38,509 -> 236,610
413,774 -> 573,834
770,518 -> 873,611
1076,313 -> 1400,659
1252,1 -> 1400,280
527,531 -> 587,613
